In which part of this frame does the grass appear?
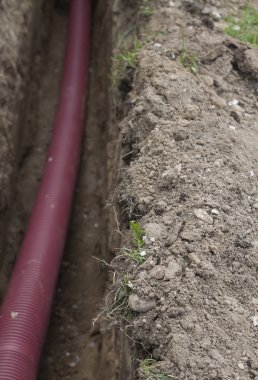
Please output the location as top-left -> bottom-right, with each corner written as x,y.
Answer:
112,38 -> 143,87
139,359 -> 176,380
124,248 -> 146,264
114,38 -> 143,68
225,5 -> 258,47
98,221 -> 146,323
179,50 -> 200,75
124,221 -> 146,264
107,275 -> 133,322
139,5 -> 154,18
139,0 -> 154,18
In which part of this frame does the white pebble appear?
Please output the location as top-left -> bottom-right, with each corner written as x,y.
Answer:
252,315 -> 258,326
229,125 -> 236,132
228,99 -> 239,106
238,362 -> 245,370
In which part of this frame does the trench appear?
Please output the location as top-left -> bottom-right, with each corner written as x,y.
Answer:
0,0 -> 126,379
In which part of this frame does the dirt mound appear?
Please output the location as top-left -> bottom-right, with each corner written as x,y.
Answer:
117,0 -> 258,378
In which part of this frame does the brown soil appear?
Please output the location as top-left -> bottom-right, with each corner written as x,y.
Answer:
116,0 -> 258,379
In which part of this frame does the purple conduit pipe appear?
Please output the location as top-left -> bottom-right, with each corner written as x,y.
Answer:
0,0 -> 91,378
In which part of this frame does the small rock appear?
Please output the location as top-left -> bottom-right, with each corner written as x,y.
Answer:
251,240 -> 258,249
252,315 -> 258,327
178,119 -> 190,127
150,266 -> 165,280
144,223 -> 167,240
201,75 -> 214,86
168,307 -> 185,318
165,260 -> 182,279
211,9 -> 222,20
165,50 -> 176,60
235,237 -> 251,249
228,99 -> 239,107
230,110 -> 242,123
211,208 -> 219,215
243,48 -> 258,78
229,125 -> 236,132
214,158 -> 224,167
212,95 -> 227,108
173,130 -> 188,141
180,228 -> 200,241
160,167 -> 180,189
194,208 -> 213,225
209,370 -> 218,379
237,362 -> 245,370
194,324 -> 204,340
188,252 -> 201,265
154,200 -> 167,214
184,104 -> 199,120
128,294 -> 156,313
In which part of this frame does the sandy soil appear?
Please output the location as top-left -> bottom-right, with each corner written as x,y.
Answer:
115,0 -> 258,379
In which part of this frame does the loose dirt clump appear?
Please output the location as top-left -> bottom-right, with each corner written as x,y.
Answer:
115,0 -> 258,378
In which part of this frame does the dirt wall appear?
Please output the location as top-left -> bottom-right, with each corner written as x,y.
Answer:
0,0 -> 48,295
115,0 -> 258,379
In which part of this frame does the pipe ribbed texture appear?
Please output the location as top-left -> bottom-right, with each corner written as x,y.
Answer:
0,0 -> 91,378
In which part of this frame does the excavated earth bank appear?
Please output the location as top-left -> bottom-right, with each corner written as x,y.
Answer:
115,0 -> 258,379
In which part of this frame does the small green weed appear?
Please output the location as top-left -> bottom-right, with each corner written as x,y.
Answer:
112,38 -> 143,86
124,248 -> 146,264
140,359 -> 176,380
179,50 -> 200,75
124,221 -> 146,264
225,6 -> 258,47
114,38 -> 143,68
130,220 -> 145,249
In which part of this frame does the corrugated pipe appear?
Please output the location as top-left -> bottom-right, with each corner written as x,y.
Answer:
0,0 -> 91,378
